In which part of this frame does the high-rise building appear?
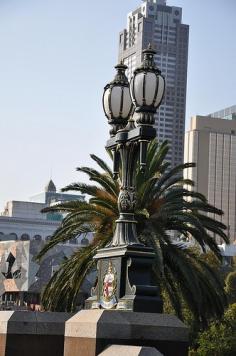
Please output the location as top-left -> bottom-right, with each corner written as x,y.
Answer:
184,113 -> 236,244
118,0 -> 189,167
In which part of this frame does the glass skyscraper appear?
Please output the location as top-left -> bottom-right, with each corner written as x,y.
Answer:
118,0 -> 189,167
209,105 -> 236,121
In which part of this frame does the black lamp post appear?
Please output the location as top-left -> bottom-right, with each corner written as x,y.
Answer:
86,46 -> 165,313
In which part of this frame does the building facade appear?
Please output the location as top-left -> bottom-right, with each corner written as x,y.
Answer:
184,114 -> 236,244
0,180 -> 90,245
0,180 -> 94,308
0,239 -> 95,309
118,0 -> 189,167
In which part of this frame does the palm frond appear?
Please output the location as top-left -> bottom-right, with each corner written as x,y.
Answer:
90,154 -> 113,178
39,139 -> 228,322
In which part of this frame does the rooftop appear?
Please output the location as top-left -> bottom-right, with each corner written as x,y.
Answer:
209,105 -> 236,120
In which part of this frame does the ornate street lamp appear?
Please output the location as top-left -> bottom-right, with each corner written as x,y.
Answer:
130,46 -> 165,126
86,46 -> 165,313
103,62 -> 133,137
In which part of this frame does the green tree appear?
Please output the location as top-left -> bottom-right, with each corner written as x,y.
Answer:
190,304 -> 236,356
200,251 -> 222,272
38,140 -> 228,325
225,271 -> 236,303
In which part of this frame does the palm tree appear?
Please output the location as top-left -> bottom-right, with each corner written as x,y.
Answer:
38,140 -> 229,326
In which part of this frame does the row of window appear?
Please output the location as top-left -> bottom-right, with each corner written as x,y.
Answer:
0,232 -> 50,241
0,232 -> 89,245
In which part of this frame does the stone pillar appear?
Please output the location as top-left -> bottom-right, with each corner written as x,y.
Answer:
64,310 -> 189,356
0,311 -> 73,356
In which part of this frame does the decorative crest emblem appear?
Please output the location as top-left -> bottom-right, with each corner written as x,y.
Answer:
100,261 -> 117,309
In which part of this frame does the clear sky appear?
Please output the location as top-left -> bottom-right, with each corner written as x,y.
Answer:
0,0 -> 235,210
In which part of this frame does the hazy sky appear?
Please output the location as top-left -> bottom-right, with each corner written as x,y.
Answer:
0,0 -> 235,210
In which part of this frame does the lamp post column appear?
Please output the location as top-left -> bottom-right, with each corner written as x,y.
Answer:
110,134 -> 140,247
85,46 -> 165,313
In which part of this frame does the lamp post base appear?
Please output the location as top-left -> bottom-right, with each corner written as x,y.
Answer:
85,245 -> 163,314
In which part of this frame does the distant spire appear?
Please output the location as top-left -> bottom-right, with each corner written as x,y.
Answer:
45,179 -> 56,192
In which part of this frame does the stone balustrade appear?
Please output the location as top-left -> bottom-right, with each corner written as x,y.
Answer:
0,310 -> 189,356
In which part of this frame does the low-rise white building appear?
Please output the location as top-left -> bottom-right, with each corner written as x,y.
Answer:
0,180 -> 90,245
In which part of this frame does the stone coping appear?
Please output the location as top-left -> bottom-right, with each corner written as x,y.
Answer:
0,310 -> 189,356
0,311 -> 73,335
65,310 -> 189,341
98,345 -> 163,355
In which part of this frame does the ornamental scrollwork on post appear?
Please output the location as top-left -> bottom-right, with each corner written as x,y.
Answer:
118,187 -> 136,213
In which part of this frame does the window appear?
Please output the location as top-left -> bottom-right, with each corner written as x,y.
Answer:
33,235 -> 42,241
21,234 -> 30,241
9,233 -> 18,240
81,237 -> 89,246
69,238 -> 77,245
